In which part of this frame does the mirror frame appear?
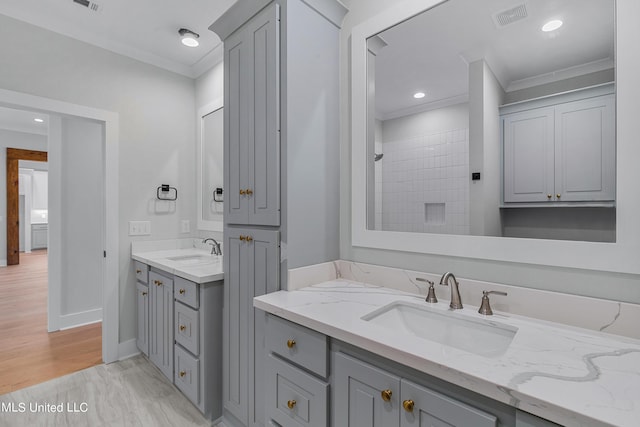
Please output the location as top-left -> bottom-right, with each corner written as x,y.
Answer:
197,98 -> 224,232
351,0 -> 640,274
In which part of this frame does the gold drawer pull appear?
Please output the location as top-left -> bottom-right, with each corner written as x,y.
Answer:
287,400 -> 296,409
239,235 -> 246,241
286,339 -> 296,349
179,325 -> 186,332
246,235 -> 253,242
179,370 -> 186,378
403,399 -> 415,412
179,288 -> 186,295
136,269 -> 141,274
381,389 -> 392,402
154,280 -> 162,286
142,291 -> 148,296
239,189 -> 246,195
246,188 -> 253,196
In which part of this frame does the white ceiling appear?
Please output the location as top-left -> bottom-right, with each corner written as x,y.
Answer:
0,0 -> 237,78
0,106 -> 49,135
375,0 -> 615,120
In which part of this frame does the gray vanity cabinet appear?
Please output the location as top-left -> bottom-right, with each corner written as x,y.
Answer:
135,261 -> 149,356
503,89 -> 615,204
400,379 -> 497,427
223,227 -> 280,426
148,270 -> 174,381
224,2 -> 280,227
135,282 -> 149,356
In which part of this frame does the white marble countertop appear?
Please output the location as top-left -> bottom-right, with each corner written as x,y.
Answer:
132,248 -> 223,283
254,280 -> 640,427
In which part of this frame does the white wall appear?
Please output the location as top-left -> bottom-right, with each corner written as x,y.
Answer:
0,14 -> 197,343
0,129 -> 47,264
339,0 -> 640,304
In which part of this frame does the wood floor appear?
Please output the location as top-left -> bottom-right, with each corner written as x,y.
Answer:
0,250 -> 102,395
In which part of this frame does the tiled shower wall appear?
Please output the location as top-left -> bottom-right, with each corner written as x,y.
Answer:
379,128 -> 470,234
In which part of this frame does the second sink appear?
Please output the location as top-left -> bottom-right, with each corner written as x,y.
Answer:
361,301 -> 517,357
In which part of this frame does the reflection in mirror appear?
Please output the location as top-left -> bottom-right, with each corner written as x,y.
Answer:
197,105 -> 224,231
367,0 -> 615,243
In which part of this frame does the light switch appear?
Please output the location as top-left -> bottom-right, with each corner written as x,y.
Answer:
129,221 -> 151,236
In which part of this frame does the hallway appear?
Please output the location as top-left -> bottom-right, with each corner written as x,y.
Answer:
0,250 -> 102,394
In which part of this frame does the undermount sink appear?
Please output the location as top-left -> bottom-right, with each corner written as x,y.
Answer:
166,254 -> 219,265
362,301 -> 517,357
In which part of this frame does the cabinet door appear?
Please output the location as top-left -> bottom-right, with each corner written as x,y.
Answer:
225,20 -> 251,225
149,271 -> 174,381
224,226 -> 280,426
247,2 -> 280,226
224,2 -> 280,226
400,379 -> 497,427
334,352 -> 401,427
503,108 -> 555,202
554,94 -> 615,202
136,282 -> 149,356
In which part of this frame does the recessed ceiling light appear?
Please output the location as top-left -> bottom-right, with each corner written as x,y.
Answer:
34,118 -> 44,123
541,19 -> 563,32
179,28 -> 200,47
413,92 -> 426,99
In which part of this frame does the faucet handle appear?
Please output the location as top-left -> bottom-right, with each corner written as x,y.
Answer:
416,278 -> 437,303
478,290 -> 507,315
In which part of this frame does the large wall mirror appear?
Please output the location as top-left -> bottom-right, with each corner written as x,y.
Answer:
352,0 -> 640,274
366,0 -> 615,242
197,100 -> 224,231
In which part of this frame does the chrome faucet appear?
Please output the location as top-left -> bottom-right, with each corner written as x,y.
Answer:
202,238 -> 222,256
439,272 -> 462,309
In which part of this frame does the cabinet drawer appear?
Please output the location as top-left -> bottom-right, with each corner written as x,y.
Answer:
174,276 -> 199,309
175,301 -> 199,356
266,354 -> 328,427
174,345 -> 200,406
266,315 -> 328,378
134,261 -> 148,284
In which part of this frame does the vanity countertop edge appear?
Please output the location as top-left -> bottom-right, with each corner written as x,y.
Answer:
132,248 -> 223,284
253,280 -> 640,427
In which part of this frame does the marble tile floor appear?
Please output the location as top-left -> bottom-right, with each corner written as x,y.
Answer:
0,355 -> 225,427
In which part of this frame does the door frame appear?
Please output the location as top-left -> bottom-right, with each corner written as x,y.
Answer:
0,87 -> 119,364
6,148 -> 48,265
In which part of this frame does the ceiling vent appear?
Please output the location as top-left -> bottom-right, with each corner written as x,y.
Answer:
493,3 -> 528,27
73,0 -> 102,13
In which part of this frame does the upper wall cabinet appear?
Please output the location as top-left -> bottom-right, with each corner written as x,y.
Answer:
224,3 -> 281,226
502,86 -> 615,204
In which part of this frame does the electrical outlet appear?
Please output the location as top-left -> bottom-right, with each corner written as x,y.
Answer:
180,220 -> 190,233
129,221 -> 151,236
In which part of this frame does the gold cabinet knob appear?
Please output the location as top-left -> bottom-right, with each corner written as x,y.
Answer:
381,389 -> 393,402
239,189 -> 246,195
142,291 -> 148,296
403,399 -> 415,412
239,235 -> 246,241
136,269 -> 141,274
179,325 -> 186,332
154,280 -> 162,286
286,339 -> 296,349
246,188 -> 253,196
179,288 -> 185,295
547,194 -> 552,199
556,194 -> 561,199
287,400 -> 296,409
246,235 -> 253,242
179,370 -> 186,378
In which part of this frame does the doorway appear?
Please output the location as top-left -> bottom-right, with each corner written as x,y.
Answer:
6,148 -> 47,265
0,87 -> 119,364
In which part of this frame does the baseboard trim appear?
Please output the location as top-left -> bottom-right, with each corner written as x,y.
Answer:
59,308 -> 102,330
0,259 -> 6,267
118,339 -> 140,361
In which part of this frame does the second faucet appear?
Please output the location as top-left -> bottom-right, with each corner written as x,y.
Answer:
439,272 -> 462,309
